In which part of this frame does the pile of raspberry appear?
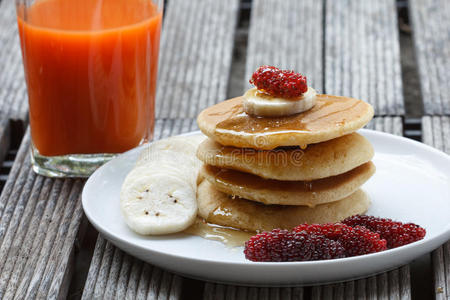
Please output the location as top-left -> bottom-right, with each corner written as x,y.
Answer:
244,215 -> 426,262
249,65 -> 308,98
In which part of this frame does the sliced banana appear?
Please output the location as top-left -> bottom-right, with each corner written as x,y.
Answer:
243,87 -> 317,117
120,173 -> 196,235
120,134 -> 205,235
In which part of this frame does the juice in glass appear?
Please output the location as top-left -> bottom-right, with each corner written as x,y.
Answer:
16,0 -> 162,177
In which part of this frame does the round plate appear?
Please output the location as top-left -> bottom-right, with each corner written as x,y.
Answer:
82,129 -> 450,286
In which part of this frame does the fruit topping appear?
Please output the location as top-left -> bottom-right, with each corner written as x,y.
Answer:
244,229 -> 345,262
249,66 -> 308,98
342,215 -> 426,248
293,223 -> 387,257
243,215 -> 426,262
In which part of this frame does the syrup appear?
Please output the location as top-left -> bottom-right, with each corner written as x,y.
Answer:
184,218 -> 253,247
202,94 -> 367,134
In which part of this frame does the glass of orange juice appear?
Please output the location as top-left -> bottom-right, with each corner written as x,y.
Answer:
16,0 -> 163,177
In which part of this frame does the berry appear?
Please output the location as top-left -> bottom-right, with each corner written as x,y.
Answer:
244,229 -> 345,262
294,223 -> 387,257
249,66 -> 308,98
342,215 -> 426,248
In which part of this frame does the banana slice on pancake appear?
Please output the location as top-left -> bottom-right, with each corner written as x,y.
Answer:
243,87 -> 317,117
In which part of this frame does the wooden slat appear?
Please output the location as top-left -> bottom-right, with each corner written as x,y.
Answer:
81,118 -> 198,300
236,1 -> 322,295
156,0 -> 239,119
203,284 -> 303,300
410,0 -> 450,115
311,266 -> 411,300
0,0 -> 29,121
366,116 -> 403,136
0,0 -> 29,165
0,129 -> 84,299
324,0 -> 404,116
245,0 -> 323,91
422,116 -> 450,299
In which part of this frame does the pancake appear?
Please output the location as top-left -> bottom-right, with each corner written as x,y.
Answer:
197,94 -> 374,150
201,161 -> 375,206
197,133 -> 374,181
197,180 -> 370,232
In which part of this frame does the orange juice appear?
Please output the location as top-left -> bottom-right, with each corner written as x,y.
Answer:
17,0 -> 162,156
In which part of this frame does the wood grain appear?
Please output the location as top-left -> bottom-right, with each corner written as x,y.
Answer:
422,116 -> 450,299
410,0 -> 450,115
324,0 -> 404,115
156,0 -> 239,119
245,0 -> 323,92
0,129 -> 85,299
0,0 -> 29,165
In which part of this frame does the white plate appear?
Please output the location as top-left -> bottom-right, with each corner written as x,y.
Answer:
82,129 -> 450,286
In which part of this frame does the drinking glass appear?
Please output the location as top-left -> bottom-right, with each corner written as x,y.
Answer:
16,0 -> 163,177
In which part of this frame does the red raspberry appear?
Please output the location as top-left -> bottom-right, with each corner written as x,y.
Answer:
249,66 -> 308,98
244,229 -> 345,262
342,215 -> 426,248
294,223 -> 387,257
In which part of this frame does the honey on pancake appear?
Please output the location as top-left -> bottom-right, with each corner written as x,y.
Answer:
206,94 -> 365,135
206,162 -> 372,194
184,218 -> 253,247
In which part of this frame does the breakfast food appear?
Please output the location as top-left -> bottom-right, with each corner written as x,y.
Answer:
196,66 -> 375,232
197,132 -> 374,181
197,94 -> 374,150
118,65 -> 427,266
197,181 -> 370,232
201,162 -> 375,206
244,217 -> 426,262
120,134 -> 205,235
244,229 -> 346,262
342,215 -> 427,248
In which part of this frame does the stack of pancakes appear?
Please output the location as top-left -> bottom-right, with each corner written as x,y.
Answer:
196,94 -> 375,232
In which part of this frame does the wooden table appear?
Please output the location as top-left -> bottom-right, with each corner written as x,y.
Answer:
0,0 -> 448,299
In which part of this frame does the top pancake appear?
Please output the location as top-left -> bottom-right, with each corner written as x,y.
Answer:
197,94 -> 374,150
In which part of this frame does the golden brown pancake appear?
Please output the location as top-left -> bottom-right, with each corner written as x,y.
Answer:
197,133 -> 374,181
197,180 -> 370,232
197,95 -> 374,150
201,162 -> 375,206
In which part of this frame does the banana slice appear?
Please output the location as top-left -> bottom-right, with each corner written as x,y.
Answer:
243,87 -> 317,117
121,172 -> 197,235
120,134 -> 205,235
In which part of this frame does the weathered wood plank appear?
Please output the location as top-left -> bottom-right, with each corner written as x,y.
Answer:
0,0 -> 28,165
237,1 -> 322,295
0,0 -> 29,122
156,0 -> 239,119
203,284 -> 303,300
311,266 -> 411,300
325,0 -> 404,115
245,0 -> 323,91
410,0 -> 450,115
0,129 -> 84,299
422,116 -> 450,299
81,118 -> 197,300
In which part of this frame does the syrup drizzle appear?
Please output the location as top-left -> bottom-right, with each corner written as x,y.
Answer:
184,218 -> 253,247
